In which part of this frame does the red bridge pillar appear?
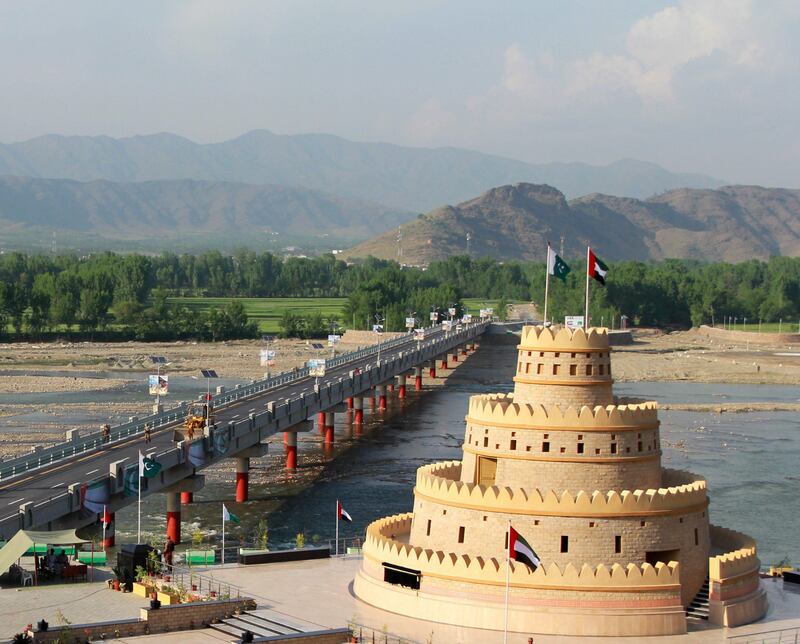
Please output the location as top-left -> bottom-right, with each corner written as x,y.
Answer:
166,492 -> 181,545
398,374 -> 407,399
414,366 -> 423,391
324,411 -> 335,445
285,431 -> 298,470
353,396 -> 364,426
102,507 -> 115,548
378,385 -> 387,410
317,412 -> 326,435
236,456 -> 250,502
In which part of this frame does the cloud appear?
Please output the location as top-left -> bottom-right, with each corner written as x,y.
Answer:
498,0 -> 783,105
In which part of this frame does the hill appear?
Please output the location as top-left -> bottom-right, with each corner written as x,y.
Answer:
344,183 -> 800,263
0,131 -> 723,212
0,175 -> 412,249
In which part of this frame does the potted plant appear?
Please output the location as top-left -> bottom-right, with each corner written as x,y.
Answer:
133,566 -> 153,597
110,567 -> 122,591
295,532 -> 305,550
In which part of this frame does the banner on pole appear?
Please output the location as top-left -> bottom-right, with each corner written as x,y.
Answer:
327,334 -> 341,346
259,349 -> 276,366
405,317 -> 416,329
307,358 -> 327,377
148,374 -> 169,396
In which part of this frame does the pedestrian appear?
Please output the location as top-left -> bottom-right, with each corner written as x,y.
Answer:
144,424 -> 152,444
163,536 -> 175,569
102,424 -> 111,444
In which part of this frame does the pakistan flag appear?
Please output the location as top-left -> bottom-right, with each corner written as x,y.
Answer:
547,246 -> 571,281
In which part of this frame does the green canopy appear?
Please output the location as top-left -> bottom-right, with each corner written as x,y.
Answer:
0,529 -> 89,576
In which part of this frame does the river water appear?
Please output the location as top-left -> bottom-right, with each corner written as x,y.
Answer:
4,353 -> 798,568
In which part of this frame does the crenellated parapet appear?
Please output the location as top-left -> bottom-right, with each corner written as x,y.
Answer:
466,394 -> 658,431
414,461 -> 707,516
518,325 -> 610,351
708,525 -> 759,581
364,513 -> 682,590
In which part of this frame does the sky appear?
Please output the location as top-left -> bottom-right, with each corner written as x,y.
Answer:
0,0 -> 798,185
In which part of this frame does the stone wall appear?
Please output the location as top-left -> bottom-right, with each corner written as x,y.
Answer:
30,598 -> 256,643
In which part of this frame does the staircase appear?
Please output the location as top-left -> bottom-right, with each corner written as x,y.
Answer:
686,578 -> 710,622
209,608 -> 343,641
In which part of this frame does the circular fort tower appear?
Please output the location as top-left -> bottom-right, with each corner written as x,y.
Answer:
354,326 -> 767,637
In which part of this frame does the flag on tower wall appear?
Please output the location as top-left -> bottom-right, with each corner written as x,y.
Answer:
587,248 -> 609,285
508,525 -> 541,570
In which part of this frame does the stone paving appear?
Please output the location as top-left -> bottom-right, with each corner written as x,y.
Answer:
0,574 -> 149,640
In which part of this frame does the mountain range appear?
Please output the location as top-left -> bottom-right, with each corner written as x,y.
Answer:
344,183 -> 800,263
0,130 -> 723,212
0,175 -> 411,246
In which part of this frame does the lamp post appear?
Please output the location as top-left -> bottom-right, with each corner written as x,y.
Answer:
199,369 -> 218,428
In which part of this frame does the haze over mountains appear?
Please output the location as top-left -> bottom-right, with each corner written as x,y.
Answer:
0,130 -> 722,212
345,183 -> 800,264
0,175 -> 410,246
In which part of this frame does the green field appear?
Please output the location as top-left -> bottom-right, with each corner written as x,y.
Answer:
167,297 -> 347,333
167,296 -> 516,333
722,322 -> 800,334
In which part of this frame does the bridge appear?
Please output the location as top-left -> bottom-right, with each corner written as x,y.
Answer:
0,320 -> 488,544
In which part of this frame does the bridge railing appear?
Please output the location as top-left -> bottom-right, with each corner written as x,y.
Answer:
0,321 -> 487,483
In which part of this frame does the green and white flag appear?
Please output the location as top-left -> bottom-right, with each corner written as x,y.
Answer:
547,245 -> 571,282
222,504 -> 240,525
139,451 -> 162,478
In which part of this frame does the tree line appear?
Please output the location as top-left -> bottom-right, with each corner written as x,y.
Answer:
0,250 -> 798,339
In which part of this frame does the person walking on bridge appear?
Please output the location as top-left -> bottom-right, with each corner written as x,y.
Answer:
163,536 -> 175,569
102,423 -> 111,444
143,423 -> 152,444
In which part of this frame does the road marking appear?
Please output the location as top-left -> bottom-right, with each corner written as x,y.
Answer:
50,482 -> 64,488
7,497 -> 24,505
85,469 -> 99,476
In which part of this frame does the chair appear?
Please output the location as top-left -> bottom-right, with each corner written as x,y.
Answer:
20,570 -> 33,587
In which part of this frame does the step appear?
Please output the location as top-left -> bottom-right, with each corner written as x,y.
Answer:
246,608 -> 319,633
235,614 -> 300,636
222,617 -> 285,638
209,622 -> 247,638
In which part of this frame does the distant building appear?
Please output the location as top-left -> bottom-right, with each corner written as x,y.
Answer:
355,326 -> 766,636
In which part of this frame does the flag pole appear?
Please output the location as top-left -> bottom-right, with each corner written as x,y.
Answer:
543,242 -> 551,326
102,505 -> 107,548
504,519 -> 510,644
335,500 -> 339,557
137,463 -> 142,544
222,505 -> 226,568
584,246 -> 591,330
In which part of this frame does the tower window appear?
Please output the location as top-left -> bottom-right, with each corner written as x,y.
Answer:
537,364 -> 543,374
615,535 -> 622,553
510,439 -> 517,450
542,441 -> 550,453
638,441 -> 643,451
586,365 -> 593,376
458,526 -> 465,543
426,519 -> 431,536
694,528 -> 699,546
560,536 -> 569,553
552,364 -> 560,375
569,364 -> 577,375
598,364 -> 605,375
610,443 -> 617,454
577,442 -> 584,454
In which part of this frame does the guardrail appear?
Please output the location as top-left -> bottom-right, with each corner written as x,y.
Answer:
0,321 -> 487,483
727,627 -> 800,643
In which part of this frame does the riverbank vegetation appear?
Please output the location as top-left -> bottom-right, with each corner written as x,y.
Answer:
0,251 -> 797,340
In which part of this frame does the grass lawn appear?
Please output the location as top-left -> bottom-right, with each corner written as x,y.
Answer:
725,322 -> 800,334
167,297 -> 347,333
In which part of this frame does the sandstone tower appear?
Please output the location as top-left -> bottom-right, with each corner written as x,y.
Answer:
354,326 -> 767,637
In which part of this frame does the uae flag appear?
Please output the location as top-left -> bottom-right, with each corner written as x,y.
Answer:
587,248 -> 609,285
508,525 -> 541,570
337,500 -> 352,522
547,245 -> 571,282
